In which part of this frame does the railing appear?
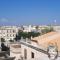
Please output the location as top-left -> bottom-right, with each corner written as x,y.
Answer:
20,39 -> 47,51
20,40 -> 48,55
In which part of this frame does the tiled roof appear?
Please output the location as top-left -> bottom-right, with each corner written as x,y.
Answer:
32,31 -> 60,51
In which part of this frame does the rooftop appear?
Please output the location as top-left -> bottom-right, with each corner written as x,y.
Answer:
11,44 -> 21,48
32,31 -> 60,51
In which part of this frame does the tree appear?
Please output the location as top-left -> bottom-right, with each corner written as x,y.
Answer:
1,38 -> 5,42
36,26 -> 39,30
15,31 -> 40,41
30,32 -> 40,38
41,27 -> 54,34
9,40 -> 14,42
49,26 -> 54,32
1,43 -> 9,51
14,34 -> 20,41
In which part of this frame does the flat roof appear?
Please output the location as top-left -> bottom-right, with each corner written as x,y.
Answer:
11,44 -> 21,48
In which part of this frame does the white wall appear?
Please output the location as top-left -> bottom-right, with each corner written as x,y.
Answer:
0,26 -> 18,41
10,44 -> 21,60
21,44 -> 49,60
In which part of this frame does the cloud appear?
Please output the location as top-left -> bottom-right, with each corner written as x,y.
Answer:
1,18 -> 8,22
0,18 -> 18,25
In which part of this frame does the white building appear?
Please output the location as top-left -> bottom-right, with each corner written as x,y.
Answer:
20,31 -> 60,60
3,31 -> 60,60
23,25 -> 33,32
0,26 -> 18,41
22,25 -> 52,33
10,43 -> 21,60
20,41 -> 49,60
53,26 -> 60,32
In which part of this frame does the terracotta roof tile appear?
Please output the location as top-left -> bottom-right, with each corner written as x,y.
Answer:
32,31 -> 60,51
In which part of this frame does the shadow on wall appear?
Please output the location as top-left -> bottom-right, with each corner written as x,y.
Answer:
1,43 -> 10,55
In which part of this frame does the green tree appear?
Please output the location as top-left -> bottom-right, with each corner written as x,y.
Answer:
9,40 -> 14,42
27,32 -> 40,38
49,26 -> 54,32
15,31 -> 40,41
1,38 -> 5,42
36,26 -> 39,30
41,27 -> 54,34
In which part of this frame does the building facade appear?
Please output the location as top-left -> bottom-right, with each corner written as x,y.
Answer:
0,26 -> 18,41
10,43 -> 21,60
20,41 -> 49,60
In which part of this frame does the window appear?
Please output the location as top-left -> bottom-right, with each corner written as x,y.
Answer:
10,34 -> 12,37
24,49 -> 27,59
10,30 -> 11,33
13,34 -> 15,37
31,52 -> 34,58
13,30 -> 15,33
7,34 -> 8,37
7,30 -> 8,33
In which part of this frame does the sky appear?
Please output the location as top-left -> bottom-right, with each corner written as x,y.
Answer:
0,0 -> 60,26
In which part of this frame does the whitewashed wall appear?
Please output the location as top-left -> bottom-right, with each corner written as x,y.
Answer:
10,44 -> 21,60
21,44 -> 49,60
